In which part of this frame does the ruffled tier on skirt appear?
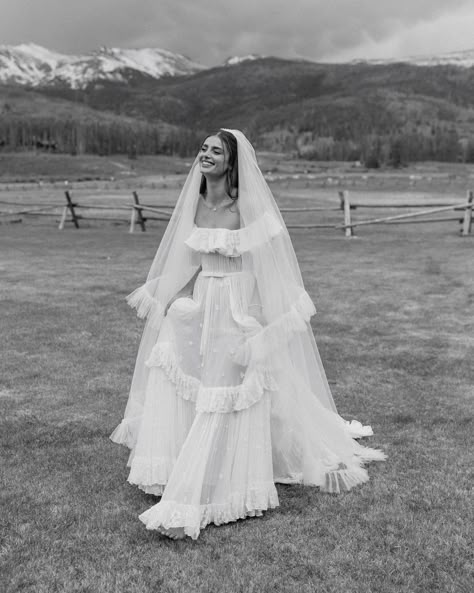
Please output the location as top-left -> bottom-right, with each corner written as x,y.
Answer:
111,263 -> 386,538
127,365 -> 278,539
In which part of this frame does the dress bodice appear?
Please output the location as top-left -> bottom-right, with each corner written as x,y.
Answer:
200,252 -> 243,276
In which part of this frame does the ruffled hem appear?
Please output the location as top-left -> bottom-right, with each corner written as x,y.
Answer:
145,342 -> 276,412
109,419 -> 135,448
342,419 -> 374,438
126,282 -> 165,330
233,291 -> 316,365
139,483 -> 279,540
139,484 -> 166,496
353,442 -> 387,463
322,466 -> 370,494
185,212 -> 283,257
276,457 -> 385,493
128,455 -> 175,490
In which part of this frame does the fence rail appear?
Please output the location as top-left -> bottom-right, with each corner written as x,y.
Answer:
337,189 -> 473,237
1,188 -> 472,237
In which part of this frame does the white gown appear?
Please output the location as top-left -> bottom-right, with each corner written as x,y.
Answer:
111,224 -> 385,540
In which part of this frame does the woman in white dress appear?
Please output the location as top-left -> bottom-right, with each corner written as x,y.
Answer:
110,129 -> 386,540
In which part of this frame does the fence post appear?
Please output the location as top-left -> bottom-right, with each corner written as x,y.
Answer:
132,191 -> 147,232
461,190 -> 473,236
338,191 -> 344,211
58,191 -> 79,229
58,206 -> 68,230
129,207 -> 137,233
341,190 -> 353,237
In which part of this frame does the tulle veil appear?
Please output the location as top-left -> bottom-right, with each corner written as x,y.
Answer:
113,128 -> 385,492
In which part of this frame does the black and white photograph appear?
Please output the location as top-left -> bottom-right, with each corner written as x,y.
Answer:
1,1 -> 473,592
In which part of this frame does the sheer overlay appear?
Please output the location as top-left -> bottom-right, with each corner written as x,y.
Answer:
110,129 -> 386,539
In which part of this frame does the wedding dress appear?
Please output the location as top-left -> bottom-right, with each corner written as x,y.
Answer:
110,129 -> 386,540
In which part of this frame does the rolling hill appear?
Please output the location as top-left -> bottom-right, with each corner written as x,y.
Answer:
1,46 -> 474,163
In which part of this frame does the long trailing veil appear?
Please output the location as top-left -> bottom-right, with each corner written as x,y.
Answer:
111,128 -> 385,493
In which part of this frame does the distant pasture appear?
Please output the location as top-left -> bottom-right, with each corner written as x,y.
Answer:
0,154 -> 472,236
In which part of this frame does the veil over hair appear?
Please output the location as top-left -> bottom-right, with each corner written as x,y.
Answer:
115,128 -> 385,492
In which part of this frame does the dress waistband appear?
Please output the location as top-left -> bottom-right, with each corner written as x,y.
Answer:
200,270 -> 243,277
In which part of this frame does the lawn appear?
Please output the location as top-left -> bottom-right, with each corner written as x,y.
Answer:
1,181 -> 473,592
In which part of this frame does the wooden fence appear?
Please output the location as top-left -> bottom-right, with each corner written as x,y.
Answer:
1,189 -> 472,237
336,190 -> 473,237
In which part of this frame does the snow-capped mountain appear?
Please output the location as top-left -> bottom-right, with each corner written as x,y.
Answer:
0,43 -> 206,88
223,54 -> 264,66
403,49 -> 474,68
2,43 -> 474,91
355,49 -> 474,68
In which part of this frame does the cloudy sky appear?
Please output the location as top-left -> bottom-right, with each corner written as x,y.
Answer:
2,0 -> 474,65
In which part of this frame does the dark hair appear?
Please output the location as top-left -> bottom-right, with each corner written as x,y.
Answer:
199,130 -> 239,200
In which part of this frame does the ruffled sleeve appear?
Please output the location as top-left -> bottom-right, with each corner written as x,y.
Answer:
185,212 -> 283,257
126,278 -> 165,329
231,290 -> 317,365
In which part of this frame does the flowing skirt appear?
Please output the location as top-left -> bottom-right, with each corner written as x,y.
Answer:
111,265 -> 385,539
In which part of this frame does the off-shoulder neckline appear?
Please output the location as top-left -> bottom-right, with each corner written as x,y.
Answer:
186,213 -> 284,256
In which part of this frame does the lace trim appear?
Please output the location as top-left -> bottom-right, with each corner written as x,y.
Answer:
185,212 -> 283,257
139,483 -> 280,540
146,342 -> 277,413
146,342 -> 200,402
126,281 -> 165,330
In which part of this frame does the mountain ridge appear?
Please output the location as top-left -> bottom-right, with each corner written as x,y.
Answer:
353,48 -> 474,68
1,43 -> 474,89
0,43 -> 206,88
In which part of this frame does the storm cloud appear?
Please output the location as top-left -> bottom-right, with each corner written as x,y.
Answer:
1,0 -> 473,64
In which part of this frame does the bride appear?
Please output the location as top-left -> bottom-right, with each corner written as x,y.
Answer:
110,129 -> 386,540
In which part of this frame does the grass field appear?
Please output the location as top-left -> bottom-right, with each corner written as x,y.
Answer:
1,173 -> 473,592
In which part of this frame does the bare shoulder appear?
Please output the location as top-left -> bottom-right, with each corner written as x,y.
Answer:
194,196 -> 212,228
226,199 -> 240,229
216,199 -> 240,230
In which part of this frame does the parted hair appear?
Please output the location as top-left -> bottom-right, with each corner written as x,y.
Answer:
199,130 -> 239,200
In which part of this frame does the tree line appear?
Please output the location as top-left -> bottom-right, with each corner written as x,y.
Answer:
0,117 -> 202,158
0,115 -> 472,165
294,126 -> 473,166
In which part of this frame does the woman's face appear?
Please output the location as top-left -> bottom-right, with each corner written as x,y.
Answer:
199,135 -> 229,177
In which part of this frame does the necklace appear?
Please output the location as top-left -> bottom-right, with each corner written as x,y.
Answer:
201,196 -> 232,212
